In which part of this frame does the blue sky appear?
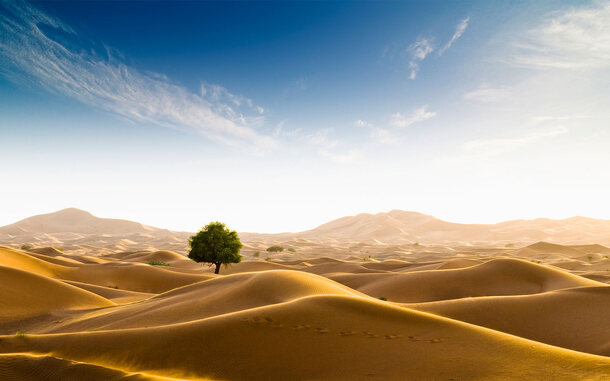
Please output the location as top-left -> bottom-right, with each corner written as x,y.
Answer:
1,0 -> 609,232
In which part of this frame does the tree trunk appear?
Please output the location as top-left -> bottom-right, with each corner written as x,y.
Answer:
214,262 -> 221,274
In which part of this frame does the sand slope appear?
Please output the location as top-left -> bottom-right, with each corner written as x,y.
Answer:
0,353 -> 177,381
410,286 -> 610,356
2,220 -> 610,381
0,265 -> 114,324
329,258 -> 601,302
1,295 -> 608,380
47,270 -> 362,332
0,247 -> 212,293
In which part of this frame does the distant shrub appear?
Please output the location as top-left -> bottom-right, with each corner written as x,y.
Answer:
147,260 -> 170,266
287,247 -> 296,252
505,243 -> 515,248
253,251 -> 260,257
265,257 -> 272,261
266,245 -> 284,253
378,296 -> 387,301
604,255 -> 609,259
587,255 -> 593,261
15,331 -> 27,338
20,244 -> 33,251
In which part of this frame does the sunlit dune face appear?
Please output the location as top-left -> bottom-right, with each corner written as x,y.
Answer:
0,243 -> 609,380
1,1 -> 609,378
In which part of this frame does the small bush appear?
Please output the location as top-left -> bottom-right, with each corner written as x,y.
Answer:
287,247 -> 296,252
604,255 -> 608,259
587,255 -> 593,261
378,296 -> 387,301
266,245 -> 284,253
15,331 -> 27,338
20,244 -> 33,251
265,257 -> 272,261
147,260 -> 170,266
253,251 -> 260,258
505,243 -> 514,248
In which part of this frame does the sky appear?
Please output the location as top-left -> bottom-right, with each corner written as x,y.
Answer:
1,0 -> 609,233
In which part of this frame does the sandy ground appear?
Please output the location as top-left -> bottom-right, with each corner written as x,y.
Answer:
0,241 -> 609,380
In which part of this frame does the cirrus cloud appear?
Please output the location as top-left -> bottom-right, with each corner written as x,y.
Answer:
0,0 -> 276,150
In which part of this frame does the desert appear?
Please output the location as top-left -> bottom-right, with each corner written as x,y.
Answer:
0,208 -> 609,380
2,0 -> 610,379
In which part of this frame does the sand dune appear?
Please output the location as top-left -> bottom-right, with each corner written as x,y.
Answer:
0,209 -> 190,255
0,246 -> 69,277
63,280 -> 154,304
0,353 -> 175,381
301,261 -> 386,275
2,209 -> 610,379
516,241 -> 585,257
0,246 -> 211,293
1,295 -> 608,380
409,286 -> 610,356
328,258 -> 601,302
46,270 -> 362,333
0,265 -> 113,325
199,260 -> 298,274
242,210 -> 610,245
6,209 -> 610,257
0,208 -> 156,235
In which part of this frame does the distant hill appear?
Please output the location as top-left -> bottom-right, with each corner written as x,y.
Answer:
2,209 -> 610,254
241,210 -> 610,245
0,208 -> 157,235
0,208 -> 190,255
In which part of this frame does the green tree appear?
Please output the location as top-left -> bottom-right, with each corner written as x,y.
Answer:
188,222 -> 243,274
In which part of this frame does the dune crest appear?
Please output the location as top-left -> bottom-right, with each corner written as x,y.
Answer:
1,211 -> 609,379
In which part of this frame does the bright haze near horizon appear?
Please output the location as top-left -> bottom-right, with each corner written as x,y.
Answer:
1,0 -> 609,233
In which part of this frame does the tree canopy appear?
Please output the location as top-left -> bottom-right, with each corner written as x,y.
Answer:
188,222 -> 243,274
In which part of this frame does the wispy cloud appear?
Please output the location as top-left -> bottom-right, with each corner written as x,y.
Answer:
0,1 -> 275,149
369,127 -> 398,145
510,3 -> 610,69
462,126 -> 568,154
354,119 -> 370,128
463,84 -> 512,103
438,17 -> 470,55
408,38 -> 434,79
390,105 -> 437,128
404,16 -> 469,79
273,124 -> 359,162
354,119 -> 397,144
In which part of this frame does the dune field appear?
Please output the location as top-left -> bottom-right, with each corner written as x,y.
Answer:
1,209 -> 609,380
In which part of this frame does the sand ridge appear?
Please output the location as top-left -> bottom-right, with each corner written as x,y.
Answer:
1,212 -> 610,380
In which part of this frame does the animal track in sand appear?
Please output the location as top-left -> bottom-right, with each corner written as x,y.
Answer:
241,315 -> 435,343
